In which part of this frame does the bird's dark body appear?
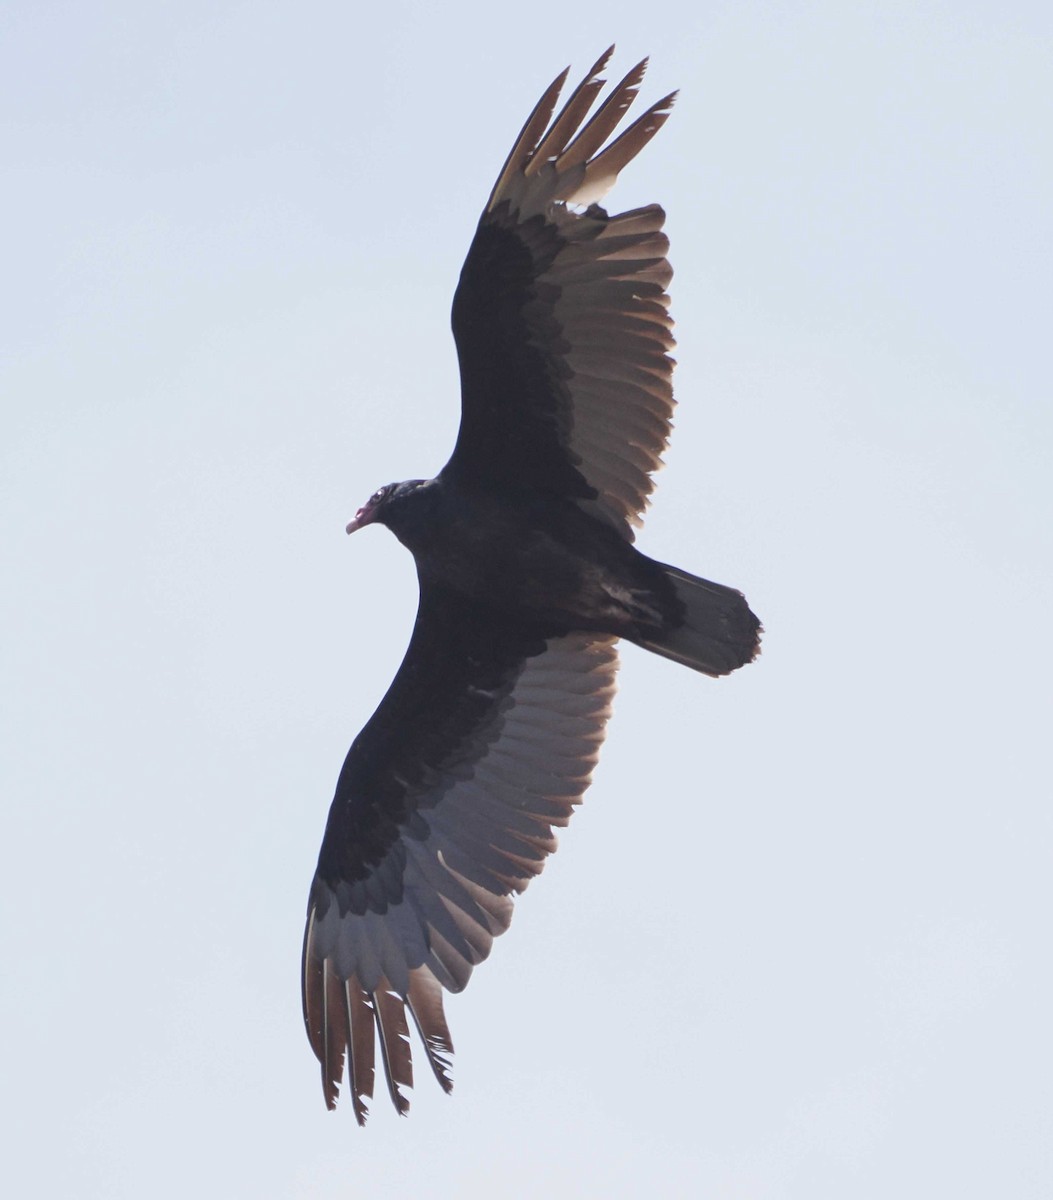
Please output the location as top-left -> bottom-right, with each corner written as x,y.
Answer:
381,476 -> 677,639
302,50 -> 762,1122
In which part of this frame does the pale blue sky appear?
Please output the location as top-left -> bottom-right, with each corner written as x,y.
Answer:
3,2 -> 1051,1197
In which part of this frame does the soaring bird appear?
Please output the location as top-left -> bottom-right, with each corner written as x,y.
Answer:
302,48 -> 761,1123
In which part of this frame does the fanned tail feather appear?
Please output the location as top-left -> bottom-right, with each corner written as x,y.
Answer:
637,564 -> 762,677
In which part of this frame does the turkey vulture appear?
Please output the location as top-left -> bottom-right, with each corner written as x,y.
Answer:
302,48 -> 761,1123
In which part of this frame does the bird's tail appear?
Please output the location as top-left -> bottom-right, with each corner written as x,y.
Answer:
635,564 -> 762,678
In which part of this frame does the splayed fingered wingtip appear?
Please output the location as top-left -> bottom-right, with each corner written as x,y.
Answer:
487,48 -> 676,215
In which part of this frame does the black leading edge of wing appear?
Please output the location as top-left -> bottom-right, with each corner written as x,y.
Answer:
446,48 -> 677,539
303,584 -> 617,1121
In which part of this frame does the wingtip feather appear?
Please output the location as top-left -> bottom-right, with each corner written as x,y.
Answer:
487,50 -> 674,215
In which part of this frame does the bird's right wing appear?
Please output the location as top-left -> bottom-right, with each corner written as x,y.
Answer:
445,49 -> 677,539
303,583 -> 618,1122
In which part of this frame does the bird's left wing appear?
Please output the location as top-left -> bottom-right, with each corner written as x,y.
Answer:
303,583 -> 618,1122
445,48 -> 677,539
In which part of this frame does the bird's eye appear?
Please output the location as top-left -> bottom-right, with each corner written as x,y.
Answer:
370,489 -> 385,505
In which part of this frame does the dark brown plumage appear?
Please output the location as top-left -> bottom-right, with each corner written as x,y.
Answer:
302,48 -> 761,1123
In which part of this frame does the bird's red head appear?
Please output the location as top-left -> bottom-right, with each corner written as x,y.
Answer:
345,484 -> 394,534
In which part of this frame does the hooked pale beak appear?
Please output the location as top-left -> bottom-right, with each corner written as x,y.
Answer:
346,501 -> 380,534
